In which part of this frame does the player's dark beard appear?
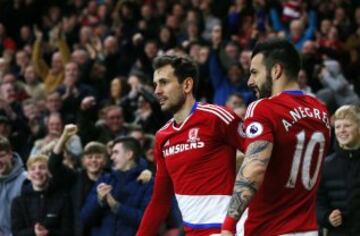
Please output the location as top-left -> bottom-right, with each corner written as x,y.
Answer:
165,91 -> 186,114
258,74 -> 273,98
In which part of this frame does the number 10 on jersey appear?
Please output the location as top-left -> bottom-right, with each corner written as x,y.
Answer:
286,130 -> 326,190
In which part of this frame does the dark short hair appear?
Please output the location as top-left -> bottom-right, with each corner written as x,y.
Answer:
129,70 -> 148,85
251,39 -> 301,80
153,55 -> 199,96
112,136 -> 142,162
0,136 -> 11,152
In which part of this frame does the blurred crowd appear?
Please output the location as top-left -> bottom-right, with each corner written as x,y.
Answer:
1,0 -> 360,236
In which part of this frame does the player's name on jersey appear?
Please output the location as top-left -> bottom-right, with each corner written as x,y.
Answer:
162,141 -> 205,157
282,106 -> 330,132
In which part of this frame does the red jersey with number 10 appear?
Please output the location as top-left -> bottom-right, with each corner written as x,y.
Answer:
243,91 -> 331,236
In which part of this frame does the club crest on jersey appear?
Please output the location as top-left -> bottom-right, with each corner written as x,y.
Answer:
187,128 -> 200,143
246,122 -> 263,138
162,128 -> 205,157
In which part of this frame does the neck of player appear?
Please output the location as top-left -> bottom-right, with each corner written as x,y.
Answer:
173,96 -> 196,124
273,79 -> 300,95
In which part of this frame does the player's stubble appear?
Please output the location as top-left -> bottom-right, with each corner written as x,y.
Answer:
160,90 -> 187,114
257,73 -> 273,99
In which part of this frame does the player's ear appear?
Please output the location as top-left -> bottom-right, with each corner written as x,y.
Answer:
183,77 -> 194,94
271,63 -> 283,80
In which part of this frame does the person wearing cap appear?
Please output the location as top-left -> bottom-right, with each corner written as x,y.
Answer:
49,124 -> 151,236
80,136 -> 153,236
48,124 -> 108,236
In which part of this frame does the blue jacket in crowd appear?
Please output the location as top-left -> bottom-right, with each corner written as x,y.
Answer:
80,164 -> 153,236
209,49 -> 255,106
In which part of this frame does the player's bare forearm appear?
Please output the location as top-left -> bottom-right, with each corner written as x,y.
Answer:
227,141 -> 273,220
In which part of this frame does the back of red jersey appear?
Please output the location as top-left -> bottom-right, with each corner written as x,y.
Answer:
243,92 -> 331,236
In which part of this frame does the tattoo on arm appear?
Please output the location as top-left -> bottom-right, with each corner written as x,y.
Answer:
227,141 -> 272,220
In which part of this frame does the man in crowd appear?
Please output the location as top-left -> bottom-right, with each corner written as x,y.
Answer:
0,136 -> 27,236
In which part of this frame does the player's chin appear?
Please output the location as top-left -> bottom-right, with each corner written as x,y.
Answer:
254,89 -> 260,99
160,103 -> 170,112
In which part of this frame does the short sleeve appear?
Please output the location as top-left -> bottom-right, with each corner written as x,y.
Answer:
243,100 -> 274,149
202,104 -> 245,152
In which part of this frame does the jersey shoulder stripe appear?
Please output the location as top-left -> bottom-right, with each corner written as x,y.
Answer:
158,118 -> 174,131
197,106 -> 231,125
198,104 -> 235,120
245,99 -> 264,119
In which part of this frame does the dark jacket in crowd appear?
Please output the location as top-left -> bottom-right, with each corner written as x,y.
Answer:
11,181 -> 73,236
80,164 -> 153,236
317,145 -> 360,236
78,107 -> 128,145
48,152 -> 103,236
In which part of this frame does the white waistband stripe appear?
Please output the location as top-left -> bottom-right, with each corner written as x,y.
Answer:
175,194 -> 231,226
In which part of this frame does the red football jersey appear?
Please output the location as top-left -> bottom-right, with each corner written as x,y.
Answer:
243,91 -> 331,236
137,102 -> 244,236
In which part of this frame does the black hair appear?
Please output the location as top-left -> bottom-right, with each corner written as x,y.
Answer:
112,136 -> 142,162
251,39 -> 301,80
153,55 -> 199,96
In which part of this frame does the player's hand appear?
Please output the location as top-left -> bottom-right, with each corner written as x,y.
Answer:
329,209 -> 342,227
63,124 -> 78,139
137,169 -> 152,183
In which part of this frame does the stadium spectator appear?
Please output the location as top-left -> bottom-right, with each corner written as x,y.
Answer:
31,113 -> 82,159
56,61 -> 95,123
49,124 -> 107,236
23,65 -> 46,101
11,155 -> 73,236
79,99 -> 128,145
81,136 -> 153,236
209,47 -> 255,105
0,136 -> 26,236
316,59 -> 360,113
317,105 -> 360,236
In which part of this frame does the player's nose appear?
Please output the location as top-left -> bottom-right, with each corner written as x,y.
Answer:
247,76 -> 255,87
154,85 -> 163,96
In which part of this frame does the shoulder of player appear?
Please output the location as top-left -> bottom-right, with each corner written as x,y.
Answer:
197,103 -> 237,125
157,118 -> 174,132
307,95 -> 329,111
244,98 -> 269,119
155,118 -> 174,138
